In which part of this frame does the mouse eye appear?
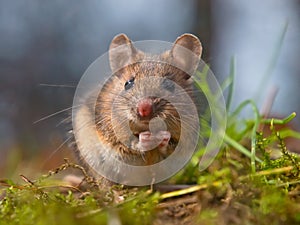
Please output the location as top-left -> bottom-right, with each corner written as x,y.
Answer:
124,77 -> 135,90
161,78 -> 175,92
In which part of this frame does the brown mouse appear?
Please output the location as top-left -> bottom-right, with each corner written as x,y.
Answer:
71,33 -> 202,185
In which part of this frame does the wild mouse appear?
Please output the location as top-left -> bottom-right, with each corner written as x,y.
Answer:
71,33 -> 202,185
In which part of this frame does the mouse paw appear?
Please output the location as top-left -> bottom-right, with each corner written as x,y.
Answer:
157,131 -> 171,155
138,131 -> 157,151
137,131 -> 171,152
157,131 -> 171,148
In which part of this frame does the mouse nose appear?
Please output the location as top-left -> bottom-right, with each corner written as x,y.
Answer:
137,98 -> 153,118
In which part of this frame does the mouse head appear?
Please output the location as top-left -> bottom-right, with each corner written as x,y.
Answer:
97,34 -> 202,157
107,33 -> 202,118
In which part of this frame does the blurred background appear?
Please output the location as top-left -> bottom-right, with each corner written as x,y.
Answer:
0,0 -> 299,177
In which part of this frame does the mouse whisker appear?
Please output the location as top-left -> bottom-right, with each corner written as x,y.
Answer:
39,83 -> 77,88
34,104 -> 84,124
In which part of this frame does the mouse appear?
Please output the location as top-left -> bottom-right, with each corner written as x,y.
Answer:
70,33 -> 202,185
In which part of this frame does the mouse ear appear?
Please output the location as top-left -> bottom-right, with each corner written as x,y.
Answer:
170,34 -> 202,75
109,34 -> 141,73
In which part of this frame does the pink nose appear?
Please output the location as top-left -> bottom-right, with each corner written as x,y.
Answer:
137,98 -> 153,117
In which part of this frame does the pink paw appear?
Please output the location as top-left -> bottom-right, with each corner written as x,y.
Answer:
138,131 -> 171,151
158,131 -> 171,148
